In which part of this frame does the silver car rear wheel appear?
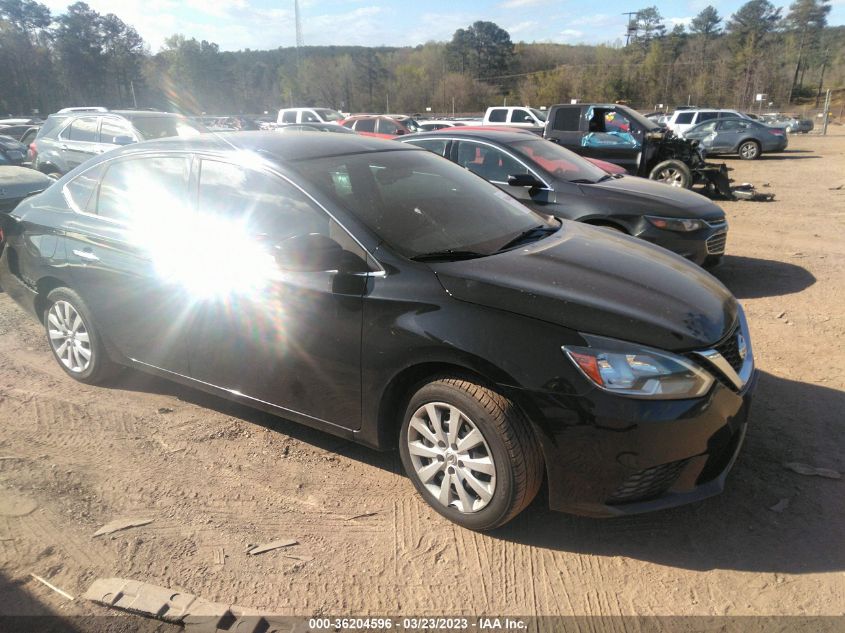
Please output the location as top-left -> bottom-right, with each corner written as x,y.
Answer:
407,401 -> 496,513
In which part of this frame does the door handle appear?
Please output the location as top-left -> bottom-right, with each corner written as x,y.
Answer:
72,248 -> 99,262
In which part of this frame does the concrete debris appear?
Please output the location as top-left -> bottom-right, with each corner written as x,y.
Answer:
93,518 -> 153,537
769,498 -> 790,513
30,573 -> 74,601
783,462 -> 841,479
776,311 -> 786,319
157,407 -> 175,414
246,539 -> 298,555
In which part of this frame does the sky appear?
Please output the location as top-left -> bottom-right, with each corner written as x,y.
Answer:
41,0 -> 845,52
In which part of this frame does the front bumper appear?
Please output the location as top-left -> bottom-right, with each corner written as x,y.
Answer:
633,218 -> 727,265
511,316 -> 756,518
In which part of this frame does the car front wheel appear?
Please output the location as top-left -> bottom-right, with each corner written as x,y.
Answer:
649,159 -> 692,188
399,377 -> 543,530
44,287 -> 117,384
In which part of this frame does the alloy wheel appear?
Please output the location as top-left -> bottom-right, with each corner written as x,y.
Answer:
740,142 -> 759,159
47,300 -> 92,373
656,167 -> 685,187
406,402 -> 496,513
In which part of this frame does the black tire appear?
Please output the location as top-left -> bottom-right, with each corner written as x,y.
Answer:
648,160 -> 692,188
43,287 -> 118,384
398,377 -> 543,531
738,140 -> 761,160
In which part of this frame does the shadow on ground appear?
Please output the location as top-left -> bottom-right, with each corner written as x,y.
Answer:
495,371 -> 845,574
712,255 -> 816,298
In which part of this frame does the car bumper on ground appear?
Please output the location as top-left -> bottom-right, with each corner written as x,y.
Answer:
511,316 -> 756,518
632,218 -> 727,266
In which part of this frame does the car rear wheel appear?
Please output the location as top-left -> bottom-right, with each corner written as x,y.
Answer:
649,160 -> 692,188
738,140 -> 760,160
44,287 -> 117,384
398,377 -> 543,531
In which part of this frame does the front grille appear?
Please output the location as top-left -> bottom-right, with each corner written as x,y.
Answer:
706,231 -> 727,255
607,458 -> 690,505
715,327 -> 743,373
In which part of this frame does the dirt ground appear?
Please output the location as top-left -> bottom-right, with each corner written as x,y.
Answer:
0,132 -> 843,627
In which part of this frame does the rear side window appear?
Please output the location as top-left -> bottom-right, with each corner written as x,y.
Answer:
282,111 -> 297,123
100,118 -> 136,144
509,109 -> 533,123
63,163 -> 105,213
198,160 -> 330,240
96,156 -> 191,223
128,116 -> 202,140
487,109 -> 507,123
355,119 -> 375,132
697,111 -> 718,122
551,108 -> 581,131
66,117 -> 99,142
405,139 -> 449,156
674,112 -> 694,124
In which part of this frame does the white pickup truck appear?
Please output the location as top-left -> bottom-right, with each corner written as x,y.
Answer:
482,106 -> 546,131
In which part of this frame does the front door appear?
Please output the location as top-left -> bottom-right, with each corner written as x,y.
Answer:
187,158 -> 365,430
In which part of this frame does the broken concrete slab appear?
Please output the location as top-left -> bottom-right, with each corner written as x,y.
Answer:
83,577 -> 229,622
93,518 -> 153,537
246,539 -> 297,555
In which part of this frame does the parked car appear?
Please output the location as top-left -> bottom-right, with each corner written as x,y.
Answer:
682,117 -> 787,160
340,114 -> 421,138
0,166 -> 53,213
544,103 -> 732,194
0,132 -> 755,530
276,107 -> 344,125
32,109 -> 205,178
665,109 -> 748,135
0,123 -> 40,142
760,113 -> 813,134
0,135 -> 29,166
275,122 -> 356,134
482,106 -> 546,131
417,120 -> 474,131
401,128 -> 728,266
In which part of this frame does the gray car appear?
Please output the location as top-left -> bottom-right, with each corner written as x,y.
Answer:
682,117 -> 788,160
32,110 -> 205,178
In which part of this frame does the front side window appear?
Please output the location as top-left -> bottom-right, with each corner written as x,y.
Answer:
100,118 -> 136,144
456,141 -> 523,183
301,110 -> 320,123
697,111 -> 719,123
66,117 -> 99,142
128,116 -> 202,140
96,156 -> 190,223
376,118 -> 401,135
510,109 -> 533,124
289,149 -> 553,258
691,121 -> 718,134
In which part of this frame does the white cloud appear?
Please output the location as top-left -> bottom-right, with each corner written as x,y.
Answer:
559,28 -> 584,41
507,20 -> 539,35
668,16 -> 694,28
184,0 -> 249,19
569,14 -> 618,28
499,0 -> 544,8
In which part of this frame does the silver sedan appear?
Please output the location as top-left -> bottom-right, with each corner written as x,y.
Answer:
682,117 -> 788,160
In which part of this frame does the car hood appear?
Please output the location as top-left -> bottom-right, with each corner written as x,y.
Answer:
431,222 -> 737,351
0,167 -> 53,200
576,175 -> 724,221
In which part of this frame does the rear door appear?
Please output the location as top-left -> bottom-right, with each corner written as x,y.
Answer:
712,119 -> 749,152
65,154 -> 195,373
59,117 -> 104,170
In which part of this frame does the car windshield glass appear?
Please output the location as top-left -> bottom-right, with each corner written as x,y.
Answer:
289,149 -> 555,259
509,139 -> 607,183
530,108 -> 547,122
128,116 -> 204,140
315,109 -> 343,121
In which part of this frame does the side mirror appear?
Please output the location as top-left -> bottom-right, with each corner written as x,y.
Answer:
507,173 -> 544,188
274,233 -> 344,272
111,135 -> 134,145
394,128 -> 406,135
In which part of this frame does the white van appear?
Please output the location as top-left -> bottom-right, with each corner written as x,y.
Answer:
277,107 -> 344,125
667,109 -> 748,135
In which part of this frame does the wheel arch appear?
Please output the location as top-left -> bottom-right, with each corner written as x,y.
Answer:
34,276 -> 68,322
580,217 -> 630,233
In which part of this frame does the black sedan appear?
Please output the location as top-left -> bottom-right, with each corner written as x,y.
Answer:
0,133 -> 755,530
401,129 -> 728,266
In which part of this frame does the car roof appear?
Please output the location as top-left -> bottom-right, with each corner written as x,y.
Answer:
408,128 -> 539,143
109,130 -> 420,163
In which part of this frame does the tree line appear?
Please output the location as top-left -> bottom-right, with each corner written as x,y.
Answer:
0,0 -> 841,118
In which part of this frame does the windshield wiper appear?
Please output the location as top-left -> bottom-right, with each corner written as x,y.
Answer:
496,224 -> 558,252
410,249 -> 488,262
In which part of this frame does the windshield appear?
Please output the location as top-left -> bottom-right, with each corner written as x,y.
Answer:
289,149 -> 554,259
315,109 -> 343,122
617,106 -> 660,132
530,108 -> 547,122
129,116 -> 204,140
509,138 -> 608,183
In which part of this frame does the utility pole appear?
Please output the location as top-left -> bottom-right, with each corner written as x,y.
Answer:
130,81 -> 137,108
623,12 -> 638,46
821,89 -> 831,136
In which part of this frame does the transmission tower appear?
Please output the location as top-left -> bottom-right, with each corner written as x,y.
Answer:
295,0 -> 304,49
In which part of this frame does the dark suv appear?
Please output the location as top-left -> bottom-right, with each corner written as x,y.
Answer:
32,110 -> 205,178
0,132 -> 755,530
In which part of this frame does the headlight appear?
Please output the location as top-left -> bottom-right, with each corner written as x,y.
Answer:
645,215 -> 706,232
563,335 -> 714,399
